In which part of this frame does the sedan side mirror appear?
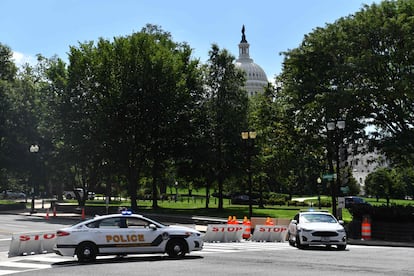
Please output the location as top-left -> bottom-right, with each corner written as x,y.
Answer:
291,220 -> 298,224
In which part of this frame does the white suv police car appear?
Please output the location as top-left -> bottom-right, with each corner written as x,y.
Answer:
287,211 -> 347,250
53,212 -> 203,262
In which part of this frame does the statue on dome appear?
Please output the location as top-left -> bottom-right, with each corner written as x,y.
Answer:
241,25 -> 247,43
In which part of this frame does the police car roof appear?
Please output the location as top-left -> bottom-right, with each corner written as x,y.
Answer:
94,213 -> 144,219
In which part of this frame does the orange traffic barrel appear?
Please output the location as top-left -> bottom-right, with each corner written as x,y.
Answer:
361,217 -> 371,240
242,216 -> 251,239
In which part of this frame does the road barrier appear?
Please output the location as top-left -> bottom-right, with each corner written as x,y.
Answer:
8,231 -> 56,257
251,225 -> 288,242
203,224 -> 246,242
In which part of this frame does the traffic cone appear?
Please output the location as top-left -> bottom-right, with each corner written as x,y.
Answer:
232,216 -> 238,225
265,217 -> 274,225
242,216 -> 251,239
81,207 -> 85,220
53,206 -> 56,217
45,209 -> 49,220
228,215 -> 233,224
361,217 -> 371,240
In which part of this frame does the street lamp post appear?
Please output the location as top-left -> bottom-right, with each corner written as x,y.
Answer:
326,120 -> 345,218
241,131 -> 257,219
29,144 -> 39,214
317,177 -> 322,209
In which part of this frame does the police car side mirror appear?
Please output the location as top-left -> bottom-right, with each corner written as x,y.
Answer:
149,224 -> 157,230
291,220 -> 298,224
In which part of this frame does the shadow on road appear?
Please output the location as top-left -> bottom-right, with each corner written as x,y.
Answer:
52,255 -> 204,267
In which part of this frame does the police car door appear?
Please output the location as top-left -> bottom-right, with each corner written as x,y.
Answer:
90,217 -> 132,255
125,217 -> 165,254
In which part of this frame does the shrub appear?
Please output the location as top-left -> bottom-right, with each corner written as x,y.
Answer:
264,193 -> 289,206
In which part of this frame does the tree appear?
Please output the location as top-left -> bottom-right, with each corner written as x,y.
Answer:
64,24 -> 204,209
279,0 -> 414,168
0,43 -> 17,191
203,44 -> 248,210
365,168 -> 394,205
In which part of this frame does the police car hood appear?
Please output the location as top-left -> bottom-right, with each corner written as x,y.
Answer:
167,225 -> 199,233
300,222 -> 344,231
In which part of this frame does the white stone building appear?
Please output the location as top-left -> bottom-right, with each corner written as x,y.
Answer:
234,25 -> 268,96
348,140 -> 389,193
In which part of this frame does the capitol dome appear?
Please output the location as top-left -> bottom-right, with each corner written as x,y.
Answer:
234,25 -> 268,96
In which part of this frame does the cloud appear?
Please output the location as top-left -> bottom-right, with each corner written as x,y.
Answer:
12,51 -> 37,68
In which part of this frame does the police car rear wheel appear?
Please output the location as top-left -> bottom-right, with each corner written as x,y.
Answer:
167,239 -> 186,259
76,242 -> 97,263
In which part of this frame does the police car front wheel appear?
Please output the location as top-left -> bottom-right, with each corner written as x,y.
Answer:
166,239 -> 187,259
76,242 -> 97,263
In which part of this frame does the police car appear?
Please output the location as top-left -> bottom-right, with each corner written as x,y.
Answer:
53,212 -> 203,262
287,211 -> 347,250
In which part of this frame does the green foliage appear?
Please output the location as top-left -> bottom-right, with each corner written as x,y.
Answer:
279,0 -> 414,167
263,192 -> 289,205
365,167 -> 414,201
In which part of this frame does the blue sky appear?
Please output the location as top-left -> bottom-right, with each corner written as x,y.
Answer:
1,0 -> 380,80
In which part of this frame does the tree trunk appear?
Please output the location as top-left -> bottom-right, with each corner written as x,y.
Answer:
151,161 -> 160,209
127,165 -> 139,211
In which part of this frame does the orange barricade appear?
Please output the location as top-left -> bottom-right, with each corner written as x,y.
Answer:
242,216 -> 251,239
361,217 -> 371,240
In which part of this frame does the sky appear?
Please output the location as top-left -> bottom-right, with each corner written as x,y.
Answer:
1,0 -> 381,81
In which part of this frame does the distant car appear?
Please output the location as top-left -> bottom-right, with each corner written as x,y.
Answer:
344,196 -> 370,208
63,188 -> 95,200
53,212 -> 203,262
0,190 -> 26,199
231,195 -> 258,205
287,211 -> 347,250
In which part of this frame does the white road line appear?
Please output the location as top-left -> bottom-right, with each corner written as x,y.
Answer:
0,261 -> 51,269
0,270 -> 18,275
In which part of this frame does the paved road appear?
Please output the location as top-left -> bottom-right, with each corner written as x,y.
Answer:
0,242 -> 413,275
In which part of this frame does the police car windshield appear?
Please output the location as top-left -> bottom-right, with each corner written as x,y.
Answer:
301,213 -> 337,223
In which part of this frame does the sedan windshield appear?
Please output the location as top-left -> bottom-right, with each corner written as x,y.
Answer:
301,213 -> 337,223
